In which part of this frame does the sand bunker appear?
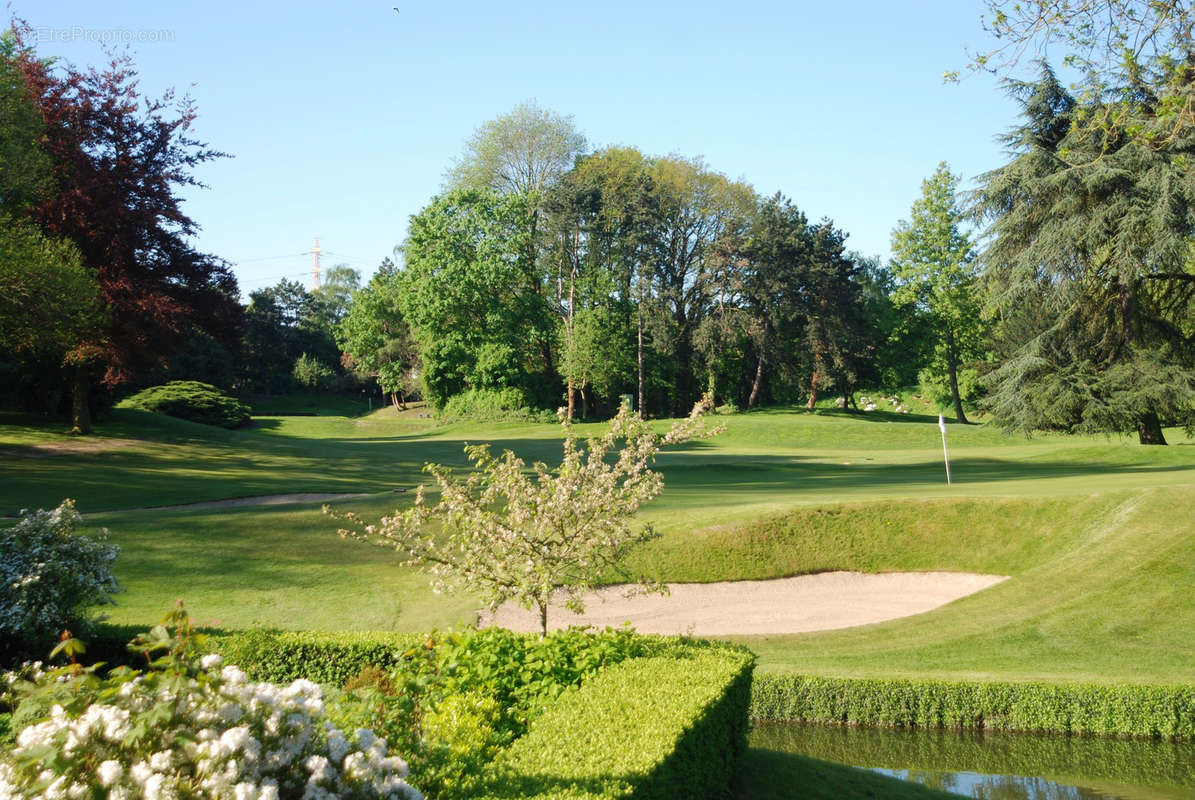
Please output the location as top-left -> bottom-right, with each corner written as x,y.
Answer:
481,571 -> 1007,636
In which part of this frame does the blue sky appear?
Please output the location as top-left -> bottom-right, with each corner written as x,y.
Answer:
20,1 -> 1019,295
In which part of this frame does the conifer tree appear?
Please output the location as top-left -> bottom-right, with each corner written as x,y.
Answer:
975,65 -> 1195,443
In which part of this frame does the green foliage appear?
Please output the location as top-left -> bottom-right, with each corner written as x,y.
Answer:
197,626 -> 668,725
137,624 -> 743,799
440,388 -> 556,423
205,629 -> 423,686
445,101 -> 587,197
750,674 -> 1195,739
121,381 -> 251,429
400,190 -> 550,409
475,651 -> 755,800
337,259 -> 420,405
0,34 -> 102,386
293,352 -> 337,390
975,65 -> 1195,443
917,367 -> 984,412
240,279 -> 342,395
890,162 -> 984,422
0,500 -> 120,661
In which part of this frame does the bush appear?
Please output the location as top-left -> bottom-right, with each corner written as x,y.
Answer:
293,353 -> 337,389
66,625 -> 755,797
751,673 -> 1195,739
0,500 -> 120,660
0,610 -> 421,800
476,650 -> 756,799
440,388 -> 556,424
121,380 -> 252,428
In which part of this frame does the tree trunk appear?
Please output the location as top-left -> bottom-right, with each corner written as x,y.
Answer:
637,307 -> 645,417
566,381 -> 577,421
580,386 -> 589,419
70,365 -> 92,435
1137,410 -> 1167,445
537,599 -> 549,638
806,370 -> 819,411
945,329 -> 969,424
747,349 -> 765,408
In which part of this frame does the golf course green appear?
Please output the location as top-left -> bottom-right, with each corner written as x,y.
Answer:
3,398 -> 1194,686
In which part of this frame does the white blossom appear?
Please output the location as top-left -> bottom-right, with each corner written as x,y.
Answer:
1,651 -> 421,800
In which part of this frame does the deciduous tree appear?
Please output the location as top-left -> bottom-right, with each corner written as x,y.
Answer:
331,397 -> 718,635
891,163 -> 984,423
6,26 -> 241,431
337,259 -> 420,408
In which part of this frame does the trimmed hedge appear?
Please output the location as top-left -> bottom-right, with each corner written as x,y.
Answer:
476,651 -> 755,800
121,381 -> 251,428
751,673 -> 1195,739
211,629 -> 424,685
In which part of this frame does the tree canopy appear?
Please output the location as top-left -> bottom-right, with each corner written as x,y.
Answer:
975,65 -> 1195,442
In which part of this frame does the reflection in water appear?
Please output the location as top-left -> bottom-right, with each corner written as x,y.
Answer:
751,722 -> 1195,800
877,768 -> 1125,799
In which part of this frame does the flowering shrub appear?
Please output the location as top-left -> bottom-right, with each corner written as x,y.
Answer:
0,500 -> 120,656
332,396 -> 720,635
0,607 -> 421,800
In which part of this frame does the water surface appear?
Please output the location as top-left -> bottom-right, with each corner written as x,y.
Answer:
751,722 -> 1195,799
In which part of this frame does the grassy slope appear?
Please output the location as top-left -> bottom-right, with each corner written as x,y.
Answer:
3,405 -> 1194,684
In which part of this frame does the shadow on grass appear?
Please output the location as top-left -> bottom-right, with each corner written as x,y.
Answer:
733,748 -> 964,799
653,452 -> 1195,493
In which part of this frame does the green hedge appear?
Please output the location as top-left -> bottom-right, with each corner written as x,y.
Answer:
751,674 -> 1195,739
475,651 -> 755,800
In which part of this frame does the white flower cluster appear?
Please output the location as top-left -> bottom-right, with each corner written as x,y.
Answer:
0,655 -> 421,800
0,500 -> 120,642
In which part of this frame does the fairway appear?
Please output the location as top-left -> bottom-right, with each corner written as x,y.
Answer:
3,404 -> 1194,683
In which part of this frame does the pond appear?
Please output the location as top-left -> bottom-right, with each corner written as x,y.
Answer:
750,722 -> 1195,799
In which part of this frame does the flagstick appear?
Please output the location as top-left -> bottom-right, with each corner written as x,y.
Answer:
938,414 -> 952,486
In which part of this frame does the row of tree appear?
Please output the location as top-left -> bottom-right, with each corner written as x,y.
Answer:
358,105 -> 980,423
6,3 -> 1194,444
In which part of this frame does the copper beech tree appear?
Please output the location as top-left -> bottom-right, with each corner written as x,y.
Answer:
330,397 -> 719,635
5,25 -> 241,432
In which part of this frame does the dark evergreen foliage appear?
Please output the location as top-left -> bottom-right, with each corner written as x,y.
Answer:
975,64 -> 1195,443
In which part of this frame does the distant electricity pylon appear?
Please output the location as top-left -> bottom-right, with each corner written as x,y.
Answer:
310,237 -> 322,291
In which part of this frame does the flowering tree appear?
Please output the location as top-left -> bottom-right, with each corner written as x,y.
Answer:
331,397 -> 718,635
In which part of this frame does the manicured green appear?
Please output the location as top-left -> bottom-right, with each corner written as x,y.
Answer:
475,651 -> 754,800
2,404 -> 1194,687
736,486 -> 1195,684
751,674 -> 1195,738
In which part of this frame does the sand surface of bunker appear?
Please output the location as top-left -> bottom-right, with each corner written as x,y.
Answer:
481,571 -> 1007,636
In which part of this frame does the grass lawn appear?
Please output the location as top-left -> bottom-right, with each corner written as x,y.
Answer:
3,402 -> 1194,685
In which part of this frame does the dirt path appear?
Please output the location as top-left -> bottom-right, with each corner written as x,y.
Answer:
127,492 -> 375,512
481,571 -> 1007,636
